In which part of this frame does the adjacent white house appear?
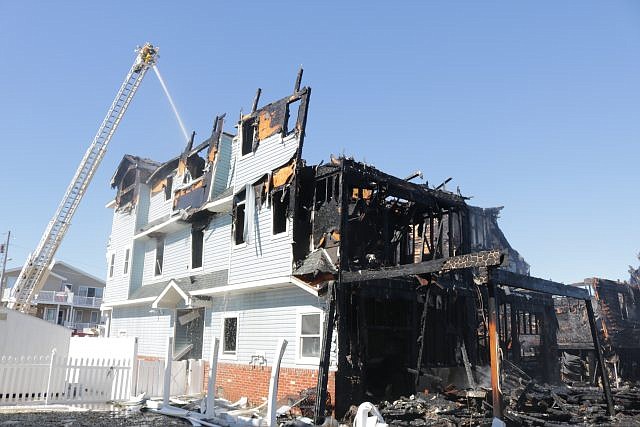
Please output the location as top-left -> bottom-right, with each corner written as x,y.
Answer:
2,260 -> 105,334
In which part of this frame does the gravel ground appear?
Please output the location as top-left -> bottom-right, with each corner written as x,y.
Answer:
0,407 -> 190,426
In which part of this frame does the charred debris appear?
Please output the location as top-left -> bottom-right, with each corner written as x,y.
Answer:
109,71 -> 635,424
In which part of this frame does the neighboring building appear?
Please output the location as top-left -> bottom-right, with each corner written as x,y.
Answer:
556,277 -> 640,383
2,260 -> 105,334
101,77 -> 563,418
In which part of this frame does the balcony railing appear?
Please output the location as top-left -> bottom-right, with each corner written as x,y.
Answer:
64,321 -> 100,330
72,295 -> 103,308
33,291 -> 102,308
34,291 -> 73,305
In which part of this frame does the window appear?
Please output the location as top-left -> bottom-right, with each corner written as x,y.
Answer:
95,288 -> 103,298
285,99 -> 301,135
234,192 -> 246,245
74,310 -> 83,323
222,316 -> 238,354
241,118 -> 256,156
44,308 -> 57,323
191,227 -> 204,269
619,293 -> 628,320
108,253 -> 115,278
164,176 -> 173,201
123,248 -> 130,275
272,188 -> 290,234
299,312 -> 321,359
90,311 -> 99,324
155,236 -> 165,276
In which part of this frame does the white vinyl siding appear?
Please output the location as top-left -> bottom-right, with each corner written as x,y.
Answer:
104,208 -> 137,304
110,306 -> 173,357
203,287 -> 332,369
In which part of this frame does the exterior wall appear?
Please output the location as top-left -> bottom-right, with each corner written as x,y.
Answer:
202,287 -> 329,369
203,214 -> 232,272
148,181 -> 175,224
104,208 -> 138,304
211,134 -> 234,198
232,133 -> 299,191
110,305 -> 173,357
228,210 -> 293,284
210,362 -> 335,409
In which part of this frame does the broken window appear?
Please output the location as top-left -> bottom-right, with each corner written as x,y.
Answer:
315,179 -> 327,209
155,236 -> 165,276
223,316 -> 238,354
285,99 -> 301,135
164,176 -> 173,201
108,253 -> 115,278
241,117 -> 256,156
299,312 -> 321,358
272,187 -> 290,235
619,292 -> 628,320
123,248 -> 130,275
118,169 -> 137,207
234,192 -> 246,245
191,227 -> 204,269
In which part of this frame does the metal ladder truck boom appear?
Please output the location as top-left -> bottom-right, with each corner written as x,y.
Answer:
8,43 -> 159,312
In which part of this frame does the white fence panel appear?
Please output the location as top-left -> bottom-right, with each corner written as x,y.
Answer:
0,354 -> 133,405
134,359 -> 204,398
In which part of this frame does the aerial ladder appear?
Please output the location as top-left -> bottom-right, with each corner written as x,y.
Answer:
8,43 -> 159,312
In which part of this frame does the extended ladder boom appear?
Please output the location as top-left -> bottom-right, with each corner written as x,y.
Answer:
8,43 -> 159,311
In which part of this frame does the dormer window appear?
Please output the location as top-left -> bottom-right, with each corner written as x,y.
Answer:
164,176 -> 173,201
117,169 -> 137,208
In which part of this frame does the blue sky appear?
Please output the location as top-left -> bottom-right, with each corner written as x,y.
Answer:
1,1 -> 638,284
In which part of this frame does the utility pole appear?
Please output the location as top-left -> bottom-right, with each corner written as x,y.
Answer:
0,231 -> 10,306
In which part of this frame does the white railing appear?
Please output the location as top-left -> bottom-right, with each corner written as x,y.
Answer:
64,322 -> 99,331
34,291 -> 73,305
0,354 -> 133,405
72,295 -> 103,308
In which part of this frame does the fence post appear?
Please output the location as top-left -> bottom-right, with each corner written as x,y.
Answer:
45,348 -> 57,406
266,338 -> 288,427
163,336 -> 173,407
205,338 -> 220,416
130,337 -> 139,397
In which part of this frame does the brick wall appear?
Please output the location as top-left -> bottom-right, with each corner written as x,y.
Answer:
203,362 -> 335,408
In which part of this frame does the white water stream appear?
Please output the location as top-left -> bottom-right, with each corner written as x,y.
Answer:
152,64 -> 190,143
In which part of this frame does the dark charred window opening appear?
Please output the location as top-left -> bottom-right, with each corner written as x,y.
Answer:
619,293 -> 628,320
241,118 -> 256,156
155,236 -> 165,276
315,179 -> 327,209
164,176 -> 173,201
191,227 -> 204,269
223,316 -> 238,354
272,187 -> 290,235
285,99 -> 301,135
118,169 -> 137,207
234,191 -> 246,245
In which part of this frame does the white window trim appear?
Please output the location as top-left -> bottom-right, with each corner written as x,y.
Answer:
232,199 -> 248,248
220,312 -> 240,361
271,188 -> 290,237
108,252 -> 116,278
295,307 -> 324,366
123,246 -> 131,277
154,237 -> 165,278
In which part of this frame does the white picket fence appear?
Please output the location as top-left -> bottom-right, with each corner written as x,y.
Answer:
0,354 -> 133,405
135,359 -> 204,398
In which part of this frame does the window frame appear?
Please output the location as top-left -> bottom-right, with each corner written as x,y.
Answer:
90,311 -> 99,324
44,307 -> 57,323
74,310 -> 83,324
240,118 -> 256,157
154,236 -> 165,277
296,308 -> 324,365
123,247 -> 131,276
108,252 -> 116,278
190,227 -> 205,270
233,193 -> 247,246
220,313 -> 240,360
271,187 -> 290,236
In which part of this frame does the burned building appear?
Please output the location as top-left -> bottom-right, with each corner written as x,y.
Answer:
101,72 -> 610,422
557,277 -> 640,384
